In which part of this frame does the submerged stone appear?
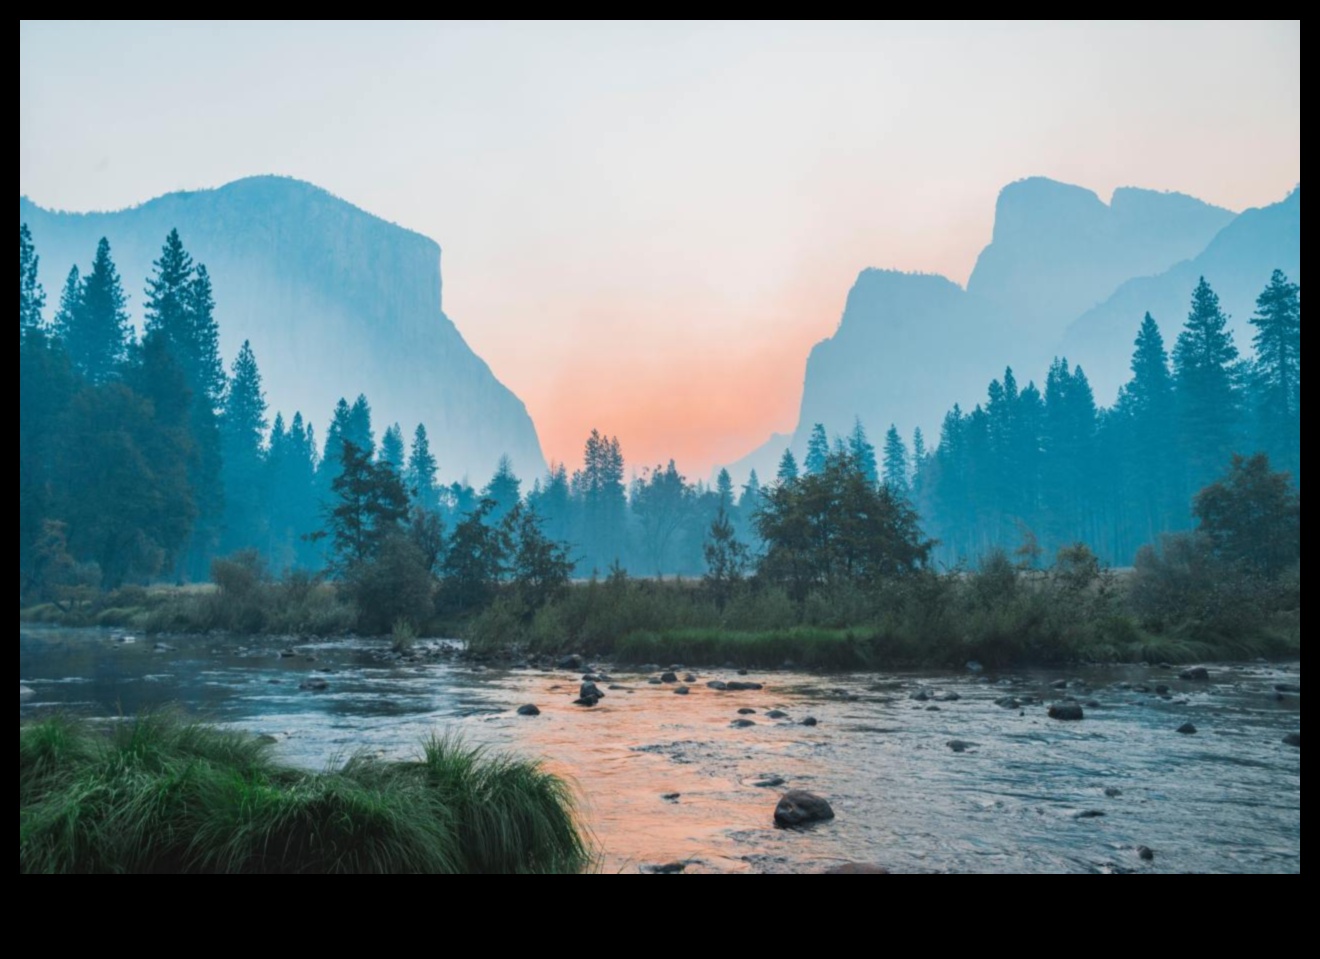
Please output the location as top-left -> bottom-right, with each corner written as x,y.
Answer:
774,790 -> 835,828
516,704 -> 540,716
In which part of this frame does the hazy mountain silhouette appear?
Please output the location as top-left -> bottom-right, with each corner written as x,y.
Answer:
20,176 -> 546,483
724,177 -> 1290,486
968,177 -> 1233,333
1060,185 -> 1300,402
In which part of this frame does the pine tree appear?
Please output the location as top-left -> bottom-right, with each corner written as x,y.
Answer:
882,424 -> 910,498
185,265 -> 226,412
347,394 -> 375,459
776,448 -> 799,485
1113,313 -> 1179,551
1248,269 -> 1300,479
219,340 -> 268,553
1173,277 -> 1240,489
380,423 -> 405,473
804,423 -> 830,475
848,417 -> 879,484
20,223 -> 45,336
715,468 -> 735,510
66,238 -> 130,383
51,267 -> 81,342
482,455 -> 522,524
327,440 -> 410,570
406,423 -> 439,509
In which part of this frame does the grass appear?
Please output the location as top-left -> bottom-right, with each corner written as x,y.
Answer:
20,713 -> 590,874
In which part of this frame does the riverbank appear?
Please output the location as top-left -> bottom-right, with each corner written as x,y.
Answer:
19,711 -> 589,874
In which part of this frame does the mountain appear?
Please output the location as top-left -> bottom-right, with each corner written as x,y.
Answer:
1060,186 -> 1301,402
967,178 -> 1234,333
723,176 -> 1277,482
19,176 -> 546,484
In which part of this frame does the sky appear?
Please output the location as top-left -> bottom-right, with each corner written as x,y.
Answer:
19,20 -> 1301,479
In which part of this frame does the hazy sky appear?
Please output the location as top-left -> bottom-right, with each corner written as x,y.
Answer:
19,20 -> 1300,478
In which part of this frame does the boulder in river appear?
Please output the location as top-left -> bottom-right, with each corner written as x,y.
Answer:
706,680 -> 728,691
1176,722 -> 1198,735
1104,787 -> 1122,798
684,673 -> 697,683
1283,732 -> 1300,748
946,740 -> 974,753
766,710 -> 789,719
753,776 -> 785,788
1274,683 -> 1300,694
725,681 -> 764,691
641,861 -> 686,874
801,717 -> 818,727
1048,703 -> 1085,721
731,718 -> 756,728
995,697 -> 1021,710
580,681 -> 604,700
737,707 -> 756,715
1179,666 -> 1210,681
660,671 -> 678,683
1074,809 -> 1106,819
673,686 -> 690,695
1137,845 -> 1155,861
516,704 -> 541,716
557,653 -> 583,670
299,678 -> 329,691
774,790 -> 835,828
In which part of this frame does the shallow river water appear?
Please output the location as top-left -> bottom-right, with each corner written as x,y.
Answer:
19,627 -> 1301,874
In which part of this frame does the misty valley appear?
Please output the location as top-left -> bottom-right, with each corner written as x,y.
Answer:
20,160 -> 1299,872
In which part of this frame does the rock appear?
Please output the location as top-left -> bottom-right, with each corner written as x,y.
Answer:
1283,732 -> 1300,748
801,717 -> 818,727
642,861 -> 686,874
937,691 -> 961,702
661,792 -> 681,802
516,704 -> 541,716
1104,787 -> 1122,798
821,863 -> 890,874
684,673 -> 697,683
572,696 -> 600,707
1179,666 -> 1210,681
673,686 -> 690,695
766,710 -> 789,719
753,776 -> 785,788
299,678 -> 329,691
706,680 -> 728,691
279,649 -> 297,658
660,671 -> 678,683
725,681 -> 764,691
582,673 -> 601,682
1085,700 -> 1101,708
731,718 -> 756,728
995,697 -> 1021,709
580,681 -> 604,700
774,790 -> 835,828
909,689 -> 930,701
1275,683 -> 1301,694
946,739 -> 973,753
557,654 -> 583,670
1137,845 -> 1155,861
1176,722 -> 1198,735
737,707 -> 757,715
607,684 -> 629,691
1155,684 -> 1170,695
925,705 -> 941,712
1075,809 -> 1106,819
1048,703 -> 1085,721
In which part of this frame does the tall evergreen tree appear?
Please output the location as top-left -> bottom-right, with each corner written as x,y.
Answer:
804,423 -> 830,475
1173,277 -> 1240,490
848,417 -> 879,484
1248,269 -> 1301,479
715,468 -> 735,510
347,394 -> 375,459
482,455 -> 522,524
776,448 -> 799,485
405,423 -> 439,509
882,425 -> 910,498
51,267 -> 81,341
64,238 -> 130,383
380,423 -> 405,473
219,340 -> 268,553
1112,313 -> 1179,552
19,223 -> 45,335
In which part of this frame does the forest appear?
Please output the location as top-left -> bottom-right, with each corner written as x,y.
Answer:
18,223 -> 1301,665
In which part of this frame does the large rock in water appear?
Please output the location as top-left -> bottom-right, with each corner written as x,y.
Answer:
1048,703 -> 1085,721
774,790 -> 836,828
18,177 -> 546,483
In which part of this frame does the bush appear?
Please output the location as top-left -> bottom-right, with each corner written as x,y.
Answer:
344,535 -> 434,635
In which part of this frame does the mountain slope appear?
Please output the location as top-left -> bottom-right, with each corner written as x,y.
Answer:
1060,186 -> 1301,402
19,176 -> 546,483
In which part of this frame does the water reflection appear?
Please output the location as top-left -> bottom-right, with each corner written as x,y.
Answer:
20,627 -> 1300,874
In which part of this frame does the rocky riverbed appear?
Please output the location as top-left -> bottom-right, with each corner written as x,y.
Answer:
20,627 -> 1301,874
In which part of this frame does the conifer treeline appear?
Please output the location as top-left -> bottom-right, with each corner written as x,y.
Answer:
18,221 -> 1300,593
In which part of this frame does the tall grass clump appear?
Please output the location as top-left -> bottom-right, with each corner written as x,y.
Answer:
20,714 -> 589,874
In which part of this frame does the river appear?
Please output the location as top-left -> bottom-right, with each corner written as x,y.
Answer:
19,627 -> 1301,874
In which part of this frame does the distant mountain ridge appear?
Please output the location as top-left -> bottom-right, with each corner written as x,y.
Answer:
726,177 -> 1298,486
19,176 -> 546,484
